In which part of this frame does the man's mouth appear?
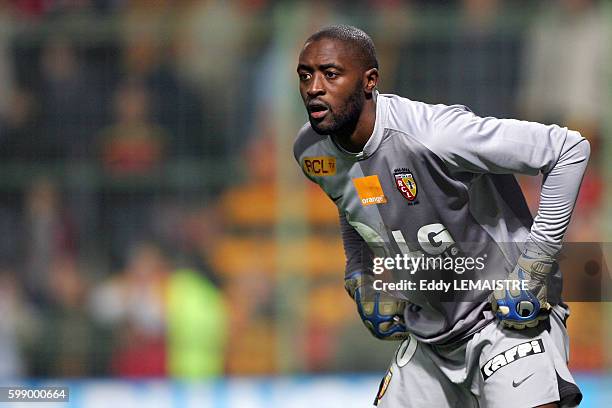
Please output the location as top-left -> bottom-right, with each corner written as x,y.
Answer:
308,102 -> 329,120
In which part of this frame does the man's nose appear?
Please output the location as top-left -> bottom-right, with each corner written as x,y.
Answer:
307,74 -> 325,97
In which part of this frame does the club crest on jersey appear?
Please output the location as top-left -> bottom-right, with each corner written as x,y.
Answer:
393,168 -> 418,202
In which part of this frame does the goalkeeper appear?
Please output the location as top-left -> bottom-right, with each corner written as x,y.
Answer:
294,25 -> 589,407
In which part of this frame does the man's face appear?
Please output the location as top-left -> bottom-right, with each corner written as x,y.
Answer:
297,38 -> 366,135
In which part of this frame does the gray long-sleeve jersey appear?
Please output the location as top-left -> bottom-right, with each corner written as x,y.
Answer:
293,93 -> 590,345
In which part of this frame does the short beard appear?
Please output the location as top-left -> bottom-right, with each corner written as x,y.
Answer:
310,84 -> 364,137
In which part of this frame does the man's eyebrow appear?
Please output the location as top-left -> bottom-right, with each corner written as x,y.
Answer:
297,64 -> 312,72
319,63 -> 343,71
297,63 -> 344,72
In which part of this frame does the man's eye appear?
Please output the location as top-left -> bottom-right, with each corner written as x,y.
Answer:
299,73 -> 311,81
326,71 -> 338,79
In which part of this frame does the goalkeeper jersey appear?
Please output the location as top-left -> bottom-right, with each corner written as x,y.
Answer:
293,93 -> 590,345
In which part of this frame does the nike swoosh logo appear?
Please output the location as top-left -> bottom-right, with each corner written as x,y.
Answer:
330,195 -> 343,202
512,373 -> 534,388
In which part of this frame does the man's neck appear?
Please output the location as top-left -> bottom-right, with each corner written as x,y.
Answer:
332,99 -> 377,153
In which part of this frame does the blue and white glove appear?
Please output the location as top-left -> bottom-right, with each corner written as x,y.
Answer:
345,271 -> 409,340
492,249 -> 555,329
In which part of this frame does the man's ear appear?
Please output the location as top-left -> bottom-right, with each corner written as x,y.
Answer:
364,68 -> 379,94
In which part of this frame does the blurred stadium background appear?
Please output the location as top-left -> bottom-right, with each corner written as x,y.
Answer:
0,0 -> 610,406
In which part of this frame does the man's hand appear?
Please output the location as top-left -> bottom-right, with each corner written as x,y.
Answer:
491,249 -> 555,329
345,271 -> 409,340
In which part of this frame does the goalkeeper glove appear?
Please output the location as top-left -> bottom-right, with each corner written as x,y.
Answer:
345,271 -> 409,340
491,248 -> 555,329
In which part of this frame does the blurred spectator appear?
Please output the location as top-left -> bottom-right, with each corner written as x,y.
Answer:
11,0 -> 96,19
120,8 -> 208,158
29,255 -> 109,377
0,89 -> 41,160
167,267 -> 227,378
23,178 -> 76,305
96,80 -> 169,264
10,0 -> 52,18
37,36 -> 102,160
0,268 -> 32,379
173,0 -> 248,99
394,0 -> 520,116
0,94 -> 38,265
173,0 -> 259,157
365,0 -> 412,92
150,202 -> 224,292
0,204 -> 20,266
0,1 -> 14,118
222,273 -> 277,374
98,79 -> 167,175
301,280 -> 355,372
91,242 -> 169,377
519,0 -> 610,149
448,0 -> 520,117
0,1 -> 39,159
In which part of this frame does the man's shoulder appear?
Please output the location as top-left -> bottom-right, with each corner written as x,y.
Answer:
383,93 -> 470,118
380,93 -> 437,137
381,93 -> 473,135
293,122 -> 329,162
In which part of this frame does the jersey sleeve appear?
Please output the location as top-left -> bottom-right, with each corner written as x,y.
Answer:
428,105 -> 590,256
339,212 -> 373,279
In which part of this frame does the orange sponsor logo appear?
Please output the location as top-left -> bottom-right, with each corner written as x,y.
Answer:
353,175 -> 387,206
303,156 -> 336,176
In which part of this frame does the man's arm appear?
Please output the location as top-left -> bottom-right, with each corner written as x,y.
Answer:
339,212 -> 408,340
429,105 -> 590,257
428,105 -> 590,328
339,212 -> 372,279
527,131 -> 590,255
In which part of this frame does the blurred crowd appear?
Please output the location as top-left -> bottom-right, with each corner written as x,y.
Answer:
0,0 -> 608,379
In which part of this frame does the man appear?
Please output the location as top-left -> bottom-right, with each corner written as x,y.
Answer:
293,25 -> 590,407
